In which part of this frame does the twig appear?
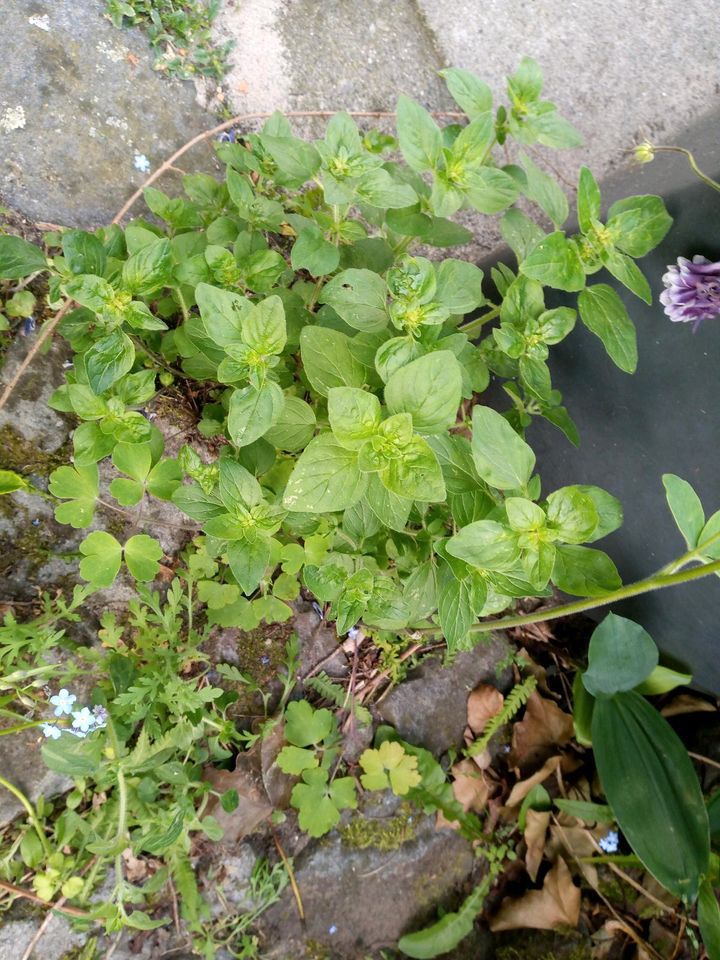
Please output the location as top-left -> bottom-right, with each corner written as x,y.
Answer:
20,899 -> 66,960
272,831 -> 304,923
0,880 -> 90,918
111,109 -> 465,225
169,877 -> 181,935
688,750 -> 720,771
0,300 -> 72,412
104,931 -> 123,960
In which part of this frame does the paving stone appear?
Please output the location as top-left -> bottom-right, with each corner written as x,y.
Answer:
0,0 -> 219,227
379,633 -> 512,756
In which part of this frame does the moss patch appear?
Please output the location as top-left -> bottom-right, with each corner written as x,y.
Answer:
0,424 -> 70,477
340,803 -> 417,851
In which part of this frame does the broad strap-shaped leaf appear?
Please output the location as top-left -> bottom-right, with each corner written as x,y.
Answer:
592,690 -> 709,902
582,613 -> 658,696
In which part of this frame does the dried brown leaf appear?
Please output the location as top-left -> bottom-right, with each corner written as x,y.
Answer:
661,694 -> 717,717
122,848 -> 150,883
524,809 -> 550,882
467,683 -> 504,735
510,692 -> 574,771
451,759 -> 490,813
506,755 -> 561,807
489,857 -> 580,932
205,741 -> 273,843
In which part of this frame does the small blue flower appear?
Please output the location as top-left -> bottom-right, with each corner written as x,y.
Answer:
71,707 -> 96,733
50,688 -> 77,717
217,130 -> 237,143
599,830 -> 619,854
133,153 -> 151,173
31,518 -> 40,527
347,626 -> 362,642
328,925 -> 337,936
21,317 -> 36,336
92,706 -> 108,729
41,723 -> 62,740
260,655 -> 270,665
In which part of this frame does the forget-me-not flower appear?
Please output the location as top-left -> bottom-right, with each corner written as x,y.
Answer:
41,723 -> 62,740
598,829 -> 619,854
50,688 -> 77,717
71,707 -> 96,734
133,153 -> 151,173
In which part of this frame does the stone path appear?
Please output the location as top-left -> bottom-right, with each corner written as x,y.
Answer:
4,0 -> 720,247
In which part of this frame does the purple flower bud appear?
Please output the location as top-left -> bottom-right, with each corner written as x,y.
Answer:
660,255 -> 720,329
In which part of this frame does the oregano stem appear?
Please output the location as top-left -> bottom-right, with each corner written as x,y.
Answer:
650,145 -> 720,194
458,305 -> 501,336
465,557 -> 720,635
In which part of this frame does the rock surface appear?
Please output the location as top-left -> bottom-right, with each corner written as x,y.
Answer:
0,0 -> 218,227
256,792 -> 479,959
379,633 -> 511,755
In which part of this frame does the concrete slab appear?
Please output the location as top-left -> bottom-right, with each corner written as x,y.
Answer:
0,0 -> 218,227
418,0 -> 720,182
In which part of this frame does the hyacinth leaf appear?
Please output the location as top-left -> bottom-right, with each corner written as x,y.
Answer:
592,690 -> 709,902
582,614 -> 658,697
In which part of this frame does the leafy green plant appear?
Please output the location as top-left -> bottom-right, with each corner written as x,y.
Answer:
105,0 -> 232,81
2,58 -> 719,954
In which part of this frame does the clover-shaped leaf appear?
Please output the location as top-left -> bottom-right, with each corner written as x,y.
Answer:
79,531 -> 122,587
283,699 -> 335,747
49,463 -> 99,528
290,767 -> 357,837
124,534 -> 163,581
277,745 -> 319,776
110,442 -> 181,506
359,741 -> 422,796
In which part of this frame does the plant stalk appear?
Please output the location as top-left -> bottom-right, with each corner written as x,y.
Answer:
464,556 -> 720,635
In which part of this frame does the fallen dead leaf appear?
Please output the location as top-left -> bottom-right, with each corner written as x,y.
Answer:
122,847 -> 150,883
204,741 -> 273,843
510,692 -> 574,771
506,755 -> 561,807
467,683 -> 504,735
524,809 -> 550,882
661,693 -> 717,717
489,857 -> 580,931
451,759 -> 490,813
